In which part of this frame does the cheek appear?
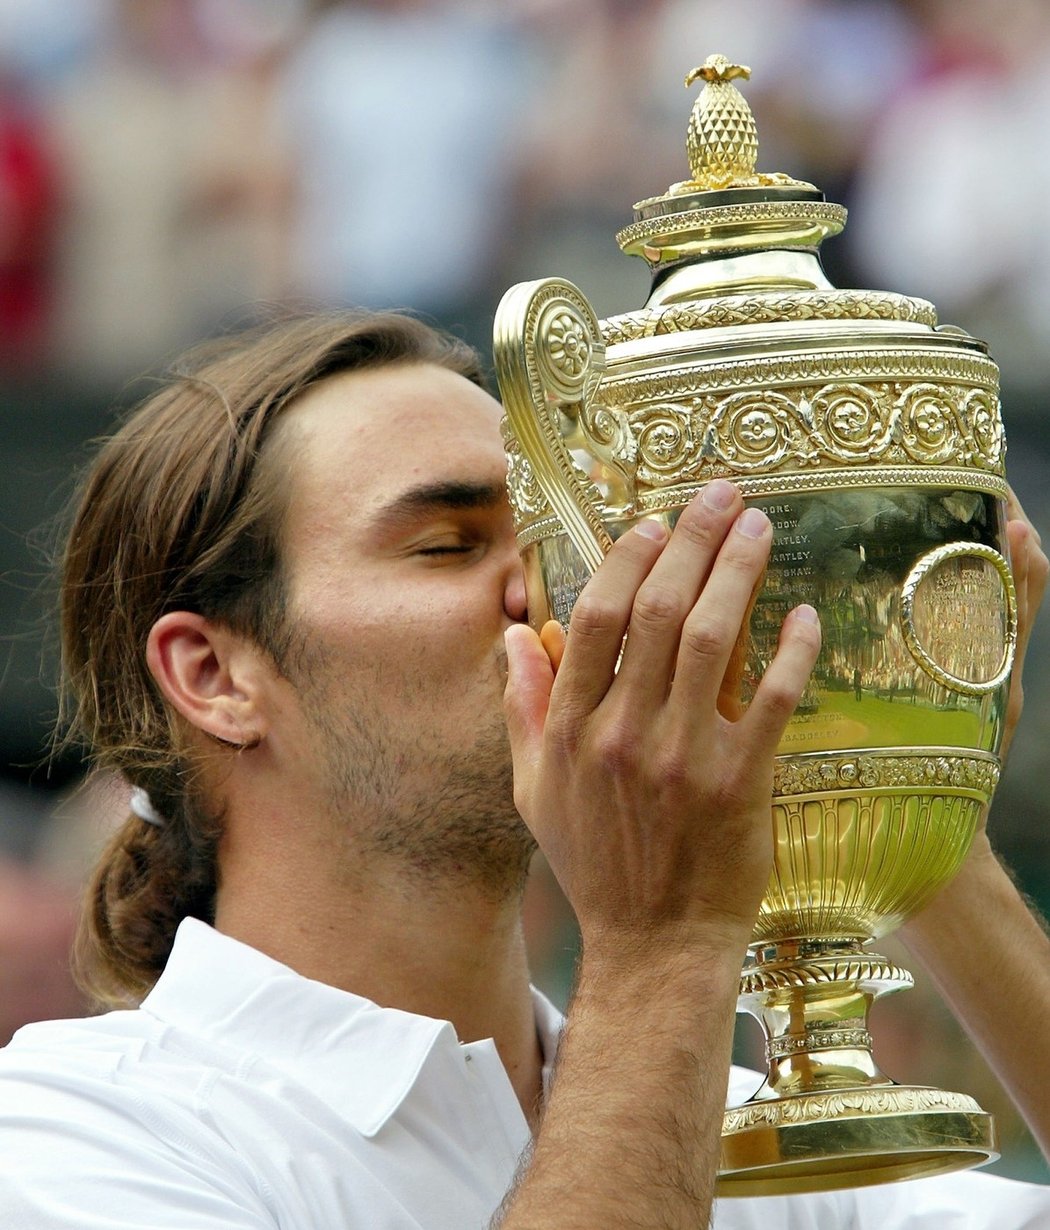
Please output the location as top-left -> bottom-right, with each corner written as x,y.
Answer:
288,577 -> 500,700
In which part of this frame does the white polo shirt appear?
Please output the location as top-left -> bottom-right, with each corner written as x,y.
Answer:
0,918 -> 1046,1228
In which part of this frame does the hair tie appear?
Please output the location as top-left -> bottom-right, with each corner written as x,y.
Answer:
130,786 -> 165,828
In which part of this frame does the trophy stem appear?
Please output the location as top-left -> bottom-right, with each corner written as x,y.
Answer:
745,937 -> 903,1099
718,937 -> 998,1197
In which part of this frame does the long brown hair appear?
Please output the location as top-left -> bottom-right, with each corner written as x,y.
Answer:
61,312 -> 485,1007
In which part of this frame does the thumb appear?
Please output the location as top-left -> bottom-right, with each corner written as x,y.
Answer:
504,624 -> 555,770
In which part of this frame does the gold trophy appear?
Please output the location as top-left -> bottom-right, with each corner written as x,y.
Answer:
494,55 -> 1015,1197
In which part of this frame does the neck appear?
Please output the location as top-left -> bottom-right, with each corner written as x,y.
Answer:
214,842 -> 546,1130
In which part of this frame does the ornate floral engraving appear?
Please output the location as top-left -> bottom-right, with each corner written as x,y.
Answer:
959,388 -> 1004,469
533,299 -> 600,403
766,1029 -> 873,1060
712,391 -> 803,471
740,957 -> 911,996
772,752 -> 1000,798
545,308 -> 591,379
615,200 -> 847,253
601,290 -> 938,344
634,403 -> 694,475
581,403 -> 638,473
501,424 -> 550,526
810,383 -> 892,455
620,371 -> 1003,489
601,348 -> 998,404
632,467 -> 1007,519
515,515 -> 565,551
501,279 -> 613,574
723,1087 -> 983,1134
896,384 -> 962,465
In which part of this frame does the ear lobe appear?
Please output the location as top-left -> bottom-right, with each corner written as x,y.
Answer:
146,611 -> 267,747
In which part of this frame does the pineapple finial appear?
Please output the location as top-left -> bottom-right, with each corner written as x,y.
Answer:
618,53 -> 836,265
684,54 -> 752,88
674,53 -> 799,194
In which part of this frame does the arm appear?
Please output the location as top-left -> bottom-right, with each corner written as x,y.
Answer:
899,498 -> 1050,1160
497,483 -> 821,1229
900,840 -> 1050,1160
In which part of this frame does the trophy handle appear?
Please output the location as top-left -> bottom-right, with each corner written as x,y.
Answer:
493,278 -> 616,576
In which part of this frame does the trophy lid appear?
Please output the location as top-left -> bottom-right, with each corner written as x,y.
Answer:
617,54 -> 847,273
493,49 -> 1004,577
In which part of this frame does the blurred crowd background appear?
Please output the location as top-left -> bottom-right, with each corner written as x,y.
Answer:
1,0 -> 1049,1184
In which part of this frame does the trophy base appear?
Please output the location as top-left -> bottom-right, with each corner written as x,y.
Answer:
718,1084 -> 998,1197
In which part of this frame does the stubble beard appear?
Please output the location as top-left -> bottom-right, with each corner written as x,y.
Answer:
286,642 -> 537,901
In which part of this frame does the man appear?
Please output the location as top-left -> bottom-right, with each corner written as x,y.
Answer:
0,312 -> 1047,1227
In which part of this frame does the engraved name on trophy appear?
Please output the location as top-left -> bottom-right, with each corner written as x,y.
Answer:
494,54 -> 1016,1197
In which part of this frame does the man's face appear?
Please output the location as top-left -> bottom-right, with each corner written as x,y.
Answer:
264,362 -> 535,896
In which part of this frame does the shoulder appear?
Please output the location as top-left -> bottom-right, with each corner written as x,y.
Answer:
0,1007 -> 215,1112
0,1011 -> 275,1227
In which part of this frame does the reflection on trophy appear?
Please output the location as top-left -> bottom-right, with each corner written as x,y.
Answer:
494,54 -> 1016,1197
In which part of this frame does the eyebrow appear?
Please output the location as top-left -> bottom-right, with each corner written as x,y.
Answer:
369,480 -> 509,534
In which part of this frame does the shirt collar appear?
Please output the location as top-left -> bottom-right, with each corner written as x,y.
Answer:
141,917 -> 563,1137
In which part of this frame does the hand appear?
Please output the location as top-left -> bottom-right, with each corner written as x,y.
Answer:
504,480 -> 821,963
1001,486 -> 1049,763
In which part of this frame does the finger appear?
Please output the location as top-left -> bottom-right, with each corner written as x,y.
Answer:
1006,512 -> 1047,656
717,569 -> 765,722
1007,516 -> 1048,662
1005,485 -> 1042,548
1000,523 -> 1027,764
1028,528 -> 1049,623
737,604 -> 822,757
1007,518 -> 1031,657
550,518 -> 669,716
664,505 -> 773,716
539,620 -> 566,673
613,479 -> 745,691
1000,514 -> 1047,764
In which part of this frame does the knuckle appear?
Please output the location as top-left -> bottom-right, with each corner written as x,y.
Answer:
570,594 -> 621,642
758,677 -> 801,721
652,745 -> 695,795
787,618 -> 822,653
631,584 -> 684,631
674,500 -> 725,547
680,616 -> 728,661
592,721 -> 640,776
719,536 -> 769,574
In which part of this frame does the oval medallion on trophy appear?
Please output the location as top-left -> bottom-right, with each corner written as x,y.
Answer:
900,543 -> 1017,696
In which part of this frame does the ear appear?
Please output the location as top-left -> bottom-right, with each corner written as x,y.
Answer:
146,611 -> 269,747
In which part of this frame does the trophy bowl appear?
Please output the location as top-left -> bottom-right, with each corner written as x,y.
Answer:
494,55 -> 1016,1197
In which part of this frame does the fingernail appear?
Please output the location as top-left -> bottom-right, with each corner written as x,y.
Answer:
794,603 -> 820,625
735,507 -> 769,538
701,478 -> 737,510
633,518 -> 668,542
504,625 -> 533,656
